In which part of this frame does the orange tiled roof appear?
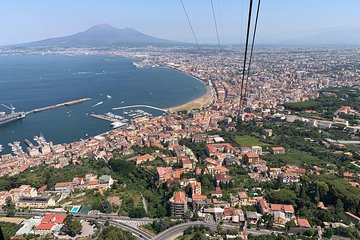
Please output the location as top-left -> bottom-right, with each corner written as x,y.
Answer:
173,191 -> 186,203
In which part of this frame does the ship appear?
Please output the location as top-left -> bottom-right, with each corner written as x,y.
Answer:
0,144 -> 3,153
0,104 -> 26,126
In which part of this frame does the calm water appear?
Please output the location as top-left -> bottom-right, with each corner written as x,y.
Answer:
0,55 -> 206,153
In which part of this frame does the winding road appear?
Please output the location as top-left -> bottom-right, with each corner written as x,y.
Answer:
1,211 -> 278,240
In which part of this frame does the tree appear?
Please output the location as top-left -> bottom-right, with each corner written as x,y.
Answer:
4,197 -> 15,217
285,220 -> 296,230
63,215 -> 82,237
128,207 -> 146,218
98,226 -> 136,240
323,228 -> 334,239
101,200 -> 113,214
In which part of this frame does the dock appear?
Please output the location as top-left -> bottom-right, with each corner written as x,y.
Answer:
26,98 -> 91,114
112,104 -> 167,112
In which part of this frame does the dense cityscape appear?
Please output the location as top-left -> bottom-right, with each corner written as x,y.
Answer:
0,45 -> 359,240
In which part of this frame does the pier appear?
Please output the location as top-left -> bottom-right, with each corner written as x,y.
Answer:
112,105 -> 167,112
26,98 -> 91,114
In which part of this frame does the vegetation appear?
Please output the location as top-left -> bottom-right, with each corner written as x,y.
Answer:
179,138 -> 207,161
177,225 -> 211,240
235,135 -> 270,147
98,226 -> 137,240
0,222 -> 22,240
144,218 -> 183,234
283,87 -> 360,118
63,215 -> 82,237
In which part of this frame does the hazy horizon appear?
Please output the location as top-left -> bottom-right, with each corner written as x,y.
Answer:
1,0 -> 360,45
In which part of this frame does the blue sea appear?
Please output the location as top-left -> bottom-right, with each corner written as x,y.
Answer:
0,55 -> 206,153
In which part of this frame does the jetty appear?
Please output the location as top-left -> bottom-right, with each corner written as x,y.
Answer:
26,98 -> 91,114
112,105 -> 167,112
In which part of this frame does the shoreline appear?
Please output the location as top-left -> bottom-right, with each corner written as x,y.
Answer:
161,65 -> 216,112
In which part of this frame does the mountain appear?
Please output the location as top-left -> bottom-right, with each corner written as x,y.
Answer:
17,24 -> 178,47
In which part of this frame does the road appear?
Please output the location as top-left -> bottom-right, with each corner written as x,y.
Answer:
0,211 -> 153,240
1,211 -> 278,240
154,222 -> 276,240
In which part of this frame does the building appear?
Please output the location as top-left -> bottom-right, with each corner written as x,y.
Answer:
35,214 -> 67,235
270,204 -> 295,225
251,146 -> 263,155
243,152 -> 260,165
135,154 -> 154,165
181,157 -> 193,170
17,196 -> 55,209
270,147 -> 286,155
238,192 -> 249,206
169,191 -> 187,217
190,181 -> 202,196
10,185 -> 38,202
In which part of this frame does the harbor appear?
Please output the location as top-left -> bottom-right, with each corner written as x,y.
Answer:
90,112 -> 129,129
90,109 -> 153,129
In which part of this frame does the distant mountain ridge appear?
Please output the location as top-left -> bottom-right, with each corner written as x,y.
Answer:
16,24 -> 178,47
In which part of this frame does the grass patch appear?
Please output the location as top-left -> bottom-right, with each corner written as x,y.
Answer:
263,149 -> 320,168
235,135 -> 270,147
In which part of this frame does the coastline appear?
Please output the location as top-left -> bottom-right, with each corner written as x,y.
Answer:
160,65 -> 216,112
166,85 -> 214,113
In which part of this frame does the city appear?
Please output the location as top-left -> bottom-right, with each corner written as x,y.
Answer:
0,0 -> 360,240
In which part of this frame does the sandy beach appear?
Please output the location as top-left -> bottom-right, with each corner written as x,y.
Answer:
167,85 -> 214,113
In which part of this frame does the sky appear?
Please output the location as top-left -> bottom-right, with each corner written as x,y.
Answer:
0,0 -> 360,45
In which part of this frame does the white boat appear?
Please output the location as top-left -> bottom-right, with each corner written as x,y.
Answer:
107,95 -> 112,99
0,144 -> 3,153
111,121 -> 127,129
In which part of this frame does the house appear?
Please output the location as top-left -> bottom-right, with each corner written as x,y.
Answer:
17,196 -> 55,209
10,185 -> 38,202
135,154 -> 154,165
273,211 -> 287,226
169,191 -> 187,217
279,173 -> 300,184
245,211 -> 261,224
243,152 -> 260,165
238,192 -> 249,206
211,187 -> 223,198
343,172 -> 355,181
99,175 -> 114,188
0,191 -> 12,206
240,146 -> 252,154
215,174 -> 232,185
270,147 -> 285,155
192,133 -> 208,143
157,167 -> 173,183
269,168 -> 282,180
54,182 -> 74,193
192,194 -> 209,210
181,157 -> 193,170
190,181 -> 202,196
270,204 -> 295,224
296,218 -> 311,228
251,146 -> 263,155
258,199 -> 270,215
206,143 -> 234,157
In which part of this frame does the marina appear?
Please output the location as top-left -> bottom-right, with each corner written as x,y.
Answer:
90,112 -> 129,129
